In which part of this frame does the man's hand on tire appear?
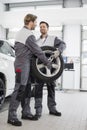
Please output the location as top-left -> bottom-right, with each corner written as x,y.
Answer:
52,49 -> 60,59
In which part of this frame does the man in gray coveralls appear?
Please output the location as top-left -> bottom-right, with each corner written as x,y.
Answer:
7,14 -> 52,126
34,21 -> 66,119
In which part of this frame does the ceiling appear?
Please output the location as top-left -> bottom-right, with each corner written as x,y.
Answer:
0,0 -> 62,4
0,0 -> 87,4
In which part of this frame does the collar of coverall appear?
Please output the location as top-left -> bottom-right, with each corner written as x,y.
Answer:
40,34 -> 48,39
24,26 -> 30,30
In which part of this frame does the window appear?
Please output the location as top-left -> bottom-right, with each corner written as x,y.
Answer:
81,25 -> 87,90
0,40 -> 15,57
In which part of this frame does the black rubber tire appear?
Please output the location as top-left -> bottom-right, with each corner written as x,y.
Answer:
32,46 -> 64,82
0,78 -> 6,109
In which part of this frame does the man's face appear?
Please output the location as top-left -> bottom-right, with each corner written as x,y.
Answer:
40,23 -> 48,35
31,20 -> 37,30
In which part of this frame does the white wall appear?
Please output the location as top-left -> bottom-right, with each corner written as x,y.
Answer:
0,25 -> 6,39
0,2 -> 6,39
64,25 -> 81,57
63,25 -> 81,90
0,2 -> 5,12
0,8 -> 87,29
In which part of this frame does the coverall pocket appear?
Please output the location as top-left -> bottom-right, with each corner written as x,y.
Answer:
15,69 -> 21,83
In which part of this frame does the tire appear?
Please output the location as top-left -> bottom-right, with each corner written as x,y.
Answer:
32,46 -> 64,82
0,78 -> 6,109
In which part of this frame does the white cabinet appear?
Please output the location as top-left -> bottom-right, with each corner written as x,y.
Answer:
62,70 -> 75,89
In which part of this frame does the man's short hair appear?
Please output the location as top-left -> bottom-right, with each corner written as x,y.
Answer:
24,14 -> 37,25
39,21 -> 49,28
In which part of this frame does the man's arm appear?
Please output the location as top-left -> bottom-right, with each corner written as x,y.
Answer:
25,35 -> 51,68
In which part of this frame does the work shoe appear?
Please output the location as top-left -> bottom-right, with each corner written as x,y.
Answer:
49,110 -> 61,116
21,114 -> 38,120
7,118 -> 22,126
34,114 -> 41,120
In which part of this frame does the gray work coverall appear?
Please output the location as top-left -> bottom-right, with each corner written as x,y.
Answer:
8,26 -> 50,120
35,35 -> 66,115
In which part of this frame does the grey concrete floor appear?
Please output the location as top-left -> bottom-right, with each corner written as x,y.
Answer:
0,90 -> 87,130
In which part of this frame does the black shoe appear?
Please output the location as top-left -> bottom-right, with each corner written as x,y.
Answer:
7,119 -> 22,126
21,114 -> 38,121
49,111 -> 61,116
34,114 -> 41,120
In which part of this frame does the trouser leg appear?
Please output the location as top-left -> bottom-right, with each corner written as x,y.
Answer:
47,81 -> 57,112
21,65 -> 33,116
8,83 -> 21,120
34,81 -> 44,115
21,83 -> 32,115
8,63 -> 30,120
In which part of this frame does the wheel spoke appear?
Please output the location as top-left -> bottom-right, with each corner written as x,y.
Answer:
52,64 -> 59,69
45,67 -> 51,76
37,64 -> 45,69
